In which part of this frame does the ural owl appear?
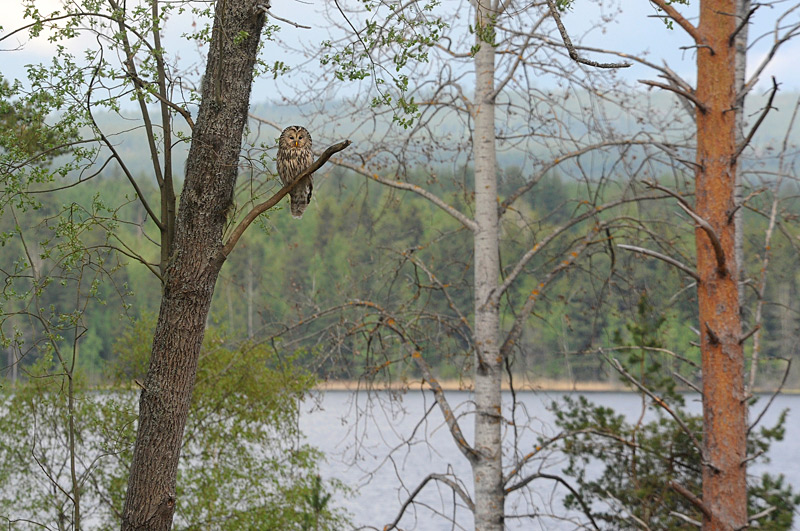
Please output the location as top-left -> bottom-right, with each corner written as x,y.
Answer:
277,125 -> 314,218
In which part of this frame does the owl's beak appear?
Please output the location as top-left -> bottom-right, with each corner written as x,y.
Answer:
294,141 -> 299,148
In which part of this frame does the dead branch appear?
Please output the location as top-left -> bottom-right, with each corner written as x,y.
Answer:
676,202 -> 728,277
617,244 -> 700,281
609,356 -> 703,453
748,358 -> 791,434
334,159 -> 478,232
545,0 -> 630,69
669,511 -> 701,527
638,79 -> 707,114
383,473 -> 474,531
647,0 -> 705,45
506,473 -> 600,530
256,1 -> 311,29
668,481 -> 712,520
733,77 -> 778,163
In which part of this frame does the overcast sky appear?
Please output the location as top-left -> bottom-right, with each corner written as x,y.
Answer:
2,0 -> 798,101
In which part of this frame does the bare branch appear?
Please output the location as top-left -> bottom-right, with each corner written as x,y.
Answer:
733,77 -> 778,163
384,473 -> 474,531
219,140 -> 351,260
676,202 -> 728,277
669,511 -> 701,527
506,473 -> 600,530
499,228 -> 598,358
638,79 -> 707,114
256,1 -> 312,29
748,358 -> 791,434
648,0 -> 705,45
500,140 -> 661,215
617,244 -> 700,281
545,0 -> 630,69
609,356 -> 703,454
334,159 -> 478,232
669,481 -> 712,520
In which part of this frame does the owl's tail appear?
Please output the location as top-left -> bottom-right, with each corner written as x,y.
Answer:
289,180 -> 312,219
290,200 -> 307,219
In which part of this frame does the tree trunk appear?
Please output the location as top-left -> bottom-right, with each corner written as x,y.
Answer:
120,2 -> 266,529
471,6 -> 504,530
695,1 -> 748,528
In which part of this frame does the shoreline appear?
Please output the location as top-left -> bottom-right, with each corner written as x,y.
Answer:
314,378 -> 800,394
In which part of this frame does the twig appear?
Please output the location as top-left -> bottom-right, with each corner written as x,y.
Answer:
383,473 -> 474,531
676,202 -> 728,277
609,356 -> 703,453
748,358 -> 791,434
638,79 -> 707,114
669,481 -> 712,520
648,0 -> 705,44
733,77 -> 779,163
673,371 -> 701,394
545,0 -> 630,69
669,511 -> 701,527
729,5 -> 760,47
617,244 -> 700,281
506,473 -> 600,530
738,324 -> 760,345
256,1 -> 311,29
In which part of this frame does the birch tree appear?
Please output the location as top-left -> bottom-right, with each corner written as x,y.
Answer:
256,1 -> 685,528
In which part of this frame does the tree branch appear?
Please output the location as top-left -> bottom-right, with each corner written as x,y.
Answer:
617,244 -> 700,281
638,79 -> 707,114
219,140 -> 351,260
499,228 -> 598,358
334,159 -> 478,232
383,473 -> 474,531
669,481 -> 712,520
610,356 -> 703,453
733,76 -> 778,163
676,202 -> 728,277
505,473 -> 600,530
545,0 -> 630,69
500,140 -> 661,215
648,0 -> 705,45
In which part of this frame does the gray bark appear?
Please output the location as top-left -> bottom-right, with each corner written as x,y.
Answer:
471,4 -> 504,529
120,1 -> 266,528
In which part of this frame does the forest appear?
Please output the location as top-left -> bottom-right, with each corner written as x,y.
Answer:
4,158 -> 800,389
2,0 -> 800,529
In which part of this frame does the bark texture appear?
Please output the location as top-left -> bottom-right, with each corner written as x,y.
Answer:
471,5 -> 504,530
120,2 -> 266,529
695,0 -> 748,528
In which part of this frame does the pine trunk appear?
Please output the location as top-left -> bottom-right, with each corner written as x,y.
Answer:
695,1 -> 748,528
120,1 -> 266,529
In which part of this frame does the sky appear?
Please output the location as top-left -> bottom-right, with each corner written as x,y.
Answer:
1,0 -> 799,101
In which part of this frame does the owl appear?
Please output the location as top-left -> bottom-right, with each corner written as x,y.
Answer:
277,125 -> 314,218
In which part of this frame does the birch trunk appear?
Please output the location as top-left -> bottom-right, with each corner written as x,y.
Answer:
120,1 -> 266,528
471,5 -> 504,529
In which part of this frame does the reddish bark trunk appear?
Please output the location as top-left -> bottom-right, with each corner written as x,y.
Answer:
695,1 -> 748,528
120,1 -> 266,529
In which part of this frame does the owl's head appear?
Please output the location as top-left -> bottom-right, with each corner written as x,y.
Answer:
279,125 -> 312,150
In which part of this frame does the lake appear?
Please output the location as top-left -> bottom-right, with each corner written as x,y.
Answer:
300,389 -> 799,530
